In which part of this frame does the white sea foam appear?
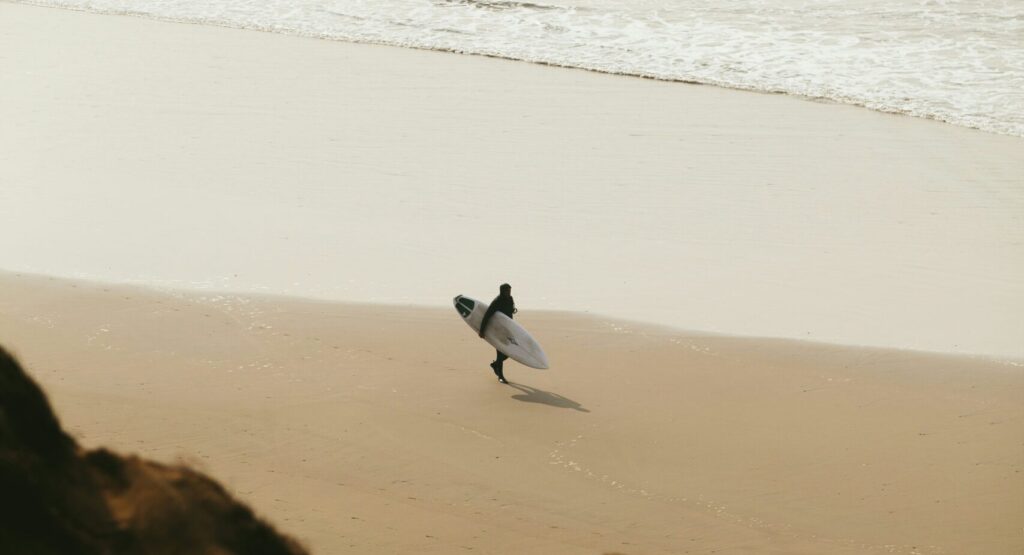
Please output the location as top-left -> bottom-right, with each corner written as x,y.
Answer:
16,0 -> 1024,136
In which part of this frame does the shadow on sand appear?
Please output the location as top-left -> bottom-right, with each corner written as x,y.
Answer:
507,383 -> 589,412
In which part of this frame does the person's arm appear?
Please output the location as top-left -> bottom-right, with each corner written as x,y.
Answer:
479,302 -> 499,337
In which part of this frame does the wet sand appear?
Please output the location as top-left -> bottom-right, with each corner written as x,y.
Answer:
2,2 -> 1023,357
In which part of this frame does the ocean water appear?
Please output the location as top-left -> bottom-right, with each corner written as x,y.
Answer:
18,0 -> 1024,136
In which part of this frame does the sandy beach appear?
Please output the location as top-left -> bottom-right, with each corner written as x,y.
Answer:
2,2 -> 1023,554
2,271 -> 1022,554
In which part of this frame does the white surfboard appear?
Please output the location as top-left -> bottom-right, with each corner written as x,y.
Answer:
453,295 -> 549,369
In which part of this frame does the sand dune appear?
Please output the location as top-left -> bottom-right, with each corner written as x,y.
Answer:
0,341 -> 307,555
2,272 -> 1021,554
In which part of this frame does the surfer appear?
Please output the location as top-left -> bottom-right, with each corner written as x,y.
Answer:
479,283 -> 516,384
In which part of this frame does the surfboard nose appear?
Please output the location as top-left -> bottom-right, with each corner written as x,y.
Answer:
525,349 -> 550,370
537,351 -> 550,369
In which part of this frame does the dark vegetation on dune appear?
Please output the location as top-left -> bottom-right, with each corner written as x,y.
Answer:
0,345 -> 307,555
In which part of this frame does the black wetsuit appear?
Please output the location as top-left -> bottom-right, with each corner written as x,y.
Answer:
480,293 -> 515,377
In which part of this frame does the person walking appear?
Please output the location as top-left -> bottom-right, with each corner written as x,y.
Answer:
479,283 -> 516,384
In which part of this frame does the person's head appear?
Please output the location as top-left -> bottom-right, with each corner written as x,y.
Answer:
499,283 -> 511,296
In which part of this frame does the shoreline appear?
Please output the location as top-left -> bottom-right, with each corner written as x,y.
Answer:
5,3 -> 1023,360
11,0 -> 1023,138
2,271 -> 1021,554
3,2 -> 1023,358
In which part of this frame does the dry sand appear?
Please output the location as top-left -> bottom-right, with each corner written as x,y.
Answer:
2,2 -> 1023,357
2,3 -> 1023,553
2,272 -> 1021,554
